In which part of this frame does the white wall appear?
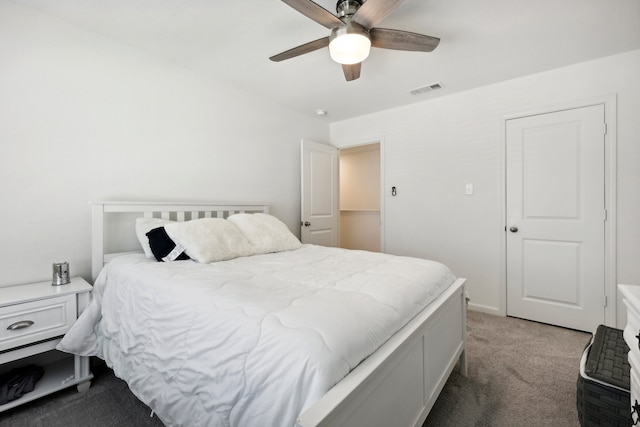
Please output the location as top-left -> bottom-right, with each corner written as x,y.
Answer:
331,50 -> 640,326
0,1 -> 328,287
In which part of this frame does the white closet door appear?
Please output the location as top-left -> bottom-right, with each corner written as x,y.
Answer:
506,104 -> 605,332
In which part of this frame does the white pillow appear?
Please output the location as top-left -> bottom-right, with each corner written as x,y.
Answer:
227,213 -> 302,255
164,218 -> 254,263
135,217 -> 172,258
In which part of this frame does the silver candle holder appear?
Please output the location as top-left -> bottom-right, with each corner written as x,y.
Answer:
52,262 -> 70,286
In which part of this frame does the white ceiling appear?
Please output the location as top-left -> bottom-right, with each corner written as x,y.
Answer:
10,0 -> 640,122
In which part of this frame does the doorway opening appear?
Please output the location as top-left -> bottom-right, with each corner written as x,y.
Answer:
338,143 -> 381,252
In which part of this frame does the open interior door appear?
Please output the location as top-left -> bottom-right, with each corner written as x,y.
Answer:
301,139 -> 338,246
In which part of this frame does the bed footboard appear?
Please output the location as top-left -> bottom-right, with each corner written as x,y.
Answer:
297,278 -> 467,427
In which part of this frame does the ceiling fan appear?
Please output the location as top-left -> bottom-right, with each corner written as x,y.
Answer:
269,0 -> 440,82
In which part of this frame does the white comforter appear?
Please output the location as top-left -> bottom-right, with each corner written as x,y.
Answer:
58,245 -> 455,427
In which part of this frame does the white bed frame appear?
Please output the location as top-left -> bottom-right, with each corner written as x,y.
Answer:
91,201 -> 467,427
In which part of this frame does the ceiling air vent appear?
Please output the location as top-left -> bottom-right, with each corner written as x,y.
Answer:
409,82 -> 443,96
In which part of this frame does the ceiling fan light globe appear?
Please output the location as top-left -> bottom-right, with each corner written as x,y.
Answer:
329,22 -> 371,65
329,33 -> 371,64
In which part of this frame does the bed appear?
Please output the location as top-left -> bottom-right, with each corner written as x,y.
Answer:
58,201 -> 467,427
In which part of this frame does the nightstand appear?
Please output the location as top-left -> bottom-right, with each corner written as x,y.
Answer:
0,277 -> 93,412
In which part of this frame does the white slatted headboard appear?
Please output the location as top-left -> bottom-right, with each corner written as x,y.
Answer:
91,201 -> 269,282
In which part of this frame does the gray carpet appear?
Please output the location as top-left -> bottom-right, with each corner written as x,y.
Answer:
424,310 -> 591,427
0,311 -> 591,427
0,361 -> 164,427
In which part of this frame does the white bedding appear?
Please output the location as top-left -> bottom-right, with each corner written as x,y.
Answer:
58,244 -> 455,427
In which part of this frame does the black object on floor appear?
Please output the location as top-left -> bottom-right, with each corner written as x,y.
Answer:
577,325 -> 631,427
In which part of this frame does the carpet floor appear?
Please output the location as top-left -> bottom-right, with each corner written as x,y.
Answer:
424,310 -> 591,427
0,311 -> 591,427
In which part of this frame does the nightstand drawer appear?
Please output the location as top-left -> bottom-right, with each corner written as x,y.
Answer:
0,295 -> 76,352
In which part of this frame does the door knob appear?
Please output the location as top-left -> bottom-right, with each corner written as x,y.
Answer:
509,226 -> 518,233
303,221 -> 311,227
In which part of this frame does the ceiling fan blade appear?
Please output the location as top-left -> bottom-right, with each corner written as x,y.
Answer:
270,37 -> 330,62
281,0 -> 343,29
353,0 -> 405,29
342,63 -> 361,81
370,28 -> 440,52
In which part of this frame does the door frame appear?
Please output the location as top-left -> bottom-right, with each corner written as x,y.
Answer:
499,94 -> 617,326
333,135 -> 386,253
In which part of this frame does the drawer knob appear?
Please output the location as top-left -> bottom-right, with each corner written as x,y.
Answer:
7,320 -> 34,331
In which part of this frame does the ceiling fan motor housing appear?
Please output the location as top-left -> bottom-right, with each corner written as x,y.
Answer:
336,0 -> 364,18
330,21 -> 369,43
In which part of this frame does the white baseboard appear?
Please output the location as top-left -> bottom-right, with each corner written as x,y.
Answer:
467,302 -> 501,316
